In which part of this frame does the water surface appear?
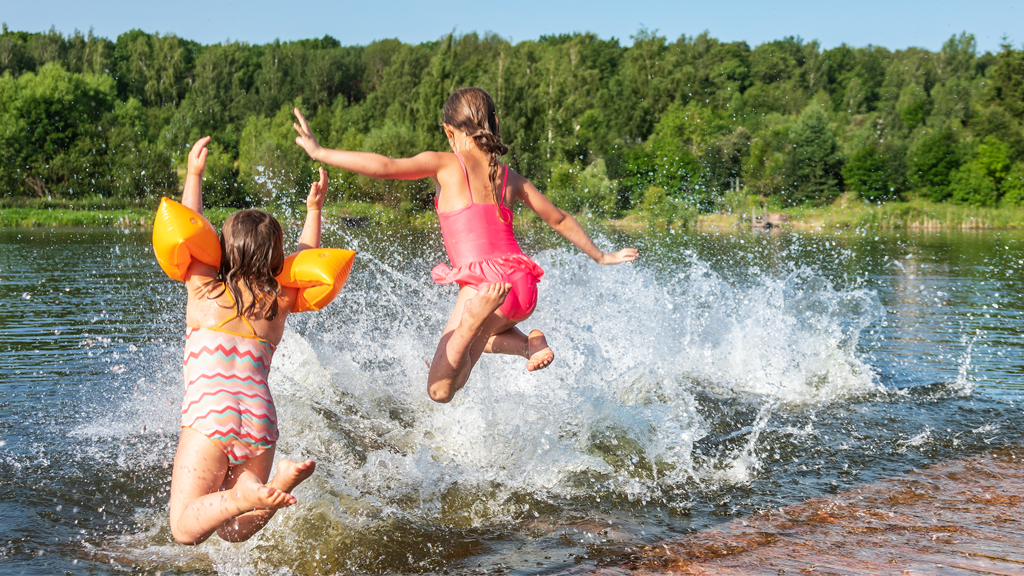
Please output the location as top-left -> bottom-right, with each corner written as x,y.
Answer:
1,224 -> 1022,575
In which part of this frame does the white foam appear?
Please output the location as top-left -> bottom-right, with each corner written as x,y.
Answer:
108,239 -> 882,571
261,246 -> 882,515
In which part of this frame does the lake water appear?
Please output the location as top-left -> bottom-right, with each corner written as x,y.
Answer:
2,222 -> 1023,575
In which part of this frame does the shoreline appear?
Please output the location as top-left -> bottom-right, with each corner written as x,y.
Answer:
571,447 -> 1024,575
4,199 -> 1024,232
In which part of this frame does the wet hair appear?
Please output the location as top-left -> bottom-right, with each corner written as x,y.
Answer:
211,209 -> 285,321
442,87 -> 509,210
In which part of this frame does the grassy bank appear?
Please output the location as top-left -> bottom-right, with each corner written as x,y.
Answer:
781,198 -> 1024,231
686,198 -> 1024,232
0,207 -> 154,228
0,200 -> 406,229
5,197 -> 1024,232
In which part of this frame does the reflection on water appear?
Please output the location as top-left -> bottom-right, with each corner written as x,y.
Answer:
1,226 -> 1023,575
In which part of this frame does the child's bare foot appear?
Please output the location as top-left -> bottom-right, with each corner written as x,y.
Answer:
232,470 -> 296,512
460,283 -> 510,335
271,459 -> 316,493
527,330 -> 554,371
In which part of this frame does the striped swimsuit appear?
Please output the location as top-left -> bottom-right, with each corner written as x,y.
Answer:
181,314 -> 278,464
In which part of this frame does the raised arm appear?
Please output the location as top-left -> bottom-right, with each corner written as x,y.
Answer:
181,136 -> 211,214
297,168 -> 327,251
519,178 -> 638,265
293,108 -> 444,180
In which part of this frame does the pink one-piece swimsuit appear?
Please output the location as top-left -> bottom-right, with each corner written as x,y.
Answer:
431,153 -> 544,322
181,313 -> 278,465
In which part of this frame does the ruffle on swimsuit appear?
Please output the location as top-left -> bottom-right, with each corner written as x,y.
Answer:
431,252 -> 543,286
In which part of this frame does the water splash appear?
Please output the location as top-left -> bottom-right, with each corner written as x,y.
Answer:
954,331 -> 978,395
267,244 -> 881,510
105,236 -> 883,572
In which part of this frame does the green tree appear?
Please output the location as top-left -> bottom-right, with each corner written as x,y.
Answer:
742,129 -> 790,198
63,28 -> 113,74
238,103 -> 316,206
0,63 -> 116,196
2,24 -> 1022,214
973,136 -> 1012,186
106,98 -> 178,199
786,106 -> 843,204
598,29 -> 668,145
949,162 -> 998,206
637,185 -> 698,224
842,145 -> 906,202
1001,162 -> 1024,205
749,36 -> 804,85
910,129 -> 962,200
0,24 -> 33,75
991,43 -> 1024,118
547,160 -> 617,217
897,84 -> 930,129
113,30 -> 195,107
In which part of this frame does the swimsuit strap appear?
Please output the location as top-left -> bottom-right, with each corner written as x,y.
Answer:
216,314 -> 257,337
216,288 -> 259,338
499,164 -> 509,206
453,152 -> 474,205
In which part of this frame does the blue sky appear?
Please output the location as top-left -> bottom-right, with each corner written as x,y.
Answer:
4,0 -> 1021,53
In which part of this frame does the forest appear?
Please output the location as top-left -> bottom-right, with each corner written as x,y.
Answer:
1,24 -> 1023,218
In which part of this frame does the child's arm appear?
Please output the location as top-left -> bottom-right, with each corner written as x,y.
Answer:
519,177 -> 638,265
293,108 -> 443,180
181,136 -> 211,214
180,136 -> 219,288
296,168 -> 327,251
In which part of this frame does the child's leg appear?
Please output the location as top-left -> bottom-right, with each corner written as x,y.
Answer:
169,427 -> 296,545
428,283 -> 512,403
216,458 -> 317,542
485,328 -> 554,372
479,274 -> 553,371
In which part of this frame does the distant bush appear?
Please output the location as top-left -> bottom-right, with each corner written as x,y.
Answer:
1002,163 -> 1024,206
547,160 -> 617,218
842,145 -> 907,203
638,185 -> 698,225
949,163 -> 998,206
910,130 -> 962,202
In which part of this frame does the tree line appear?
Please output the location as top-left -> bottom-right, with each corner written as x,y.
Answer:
1,24 -> 1023,215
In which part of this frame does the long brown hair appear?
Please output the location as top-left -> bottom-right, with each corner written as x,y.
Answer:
442,87 -> 509,209
211,209 -> 285,321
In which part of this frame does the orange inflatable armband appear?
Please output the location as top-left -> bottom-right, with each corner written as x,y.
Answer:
152,197 -> 222,281
276,249 -> 356,312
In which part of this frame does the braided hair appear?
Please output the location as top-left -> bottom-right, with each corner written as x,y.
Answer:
442,88 -> 509,218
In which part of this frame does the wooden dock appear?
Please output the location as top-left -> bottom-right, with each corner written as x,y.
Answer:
573,447 -> 1024,575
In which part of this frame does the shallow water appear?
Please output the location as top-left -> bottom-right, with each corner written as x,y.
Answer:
1,223 -> 1023,575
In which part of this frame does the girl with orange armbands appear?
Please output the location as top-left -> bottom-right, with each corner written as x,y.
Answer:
156,137 -> 353,544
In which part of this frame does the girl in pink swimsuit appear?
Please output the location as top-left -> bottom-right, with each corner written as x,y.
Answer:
293,87 -> 637,403
167,137 -> 322,545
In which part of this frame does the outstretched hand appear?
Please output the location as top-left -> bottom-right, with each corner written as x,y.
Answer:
307,167 -> 327,212
293,108 -> 322,160
599,248 -> 639,265
188,136 -> 211,177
